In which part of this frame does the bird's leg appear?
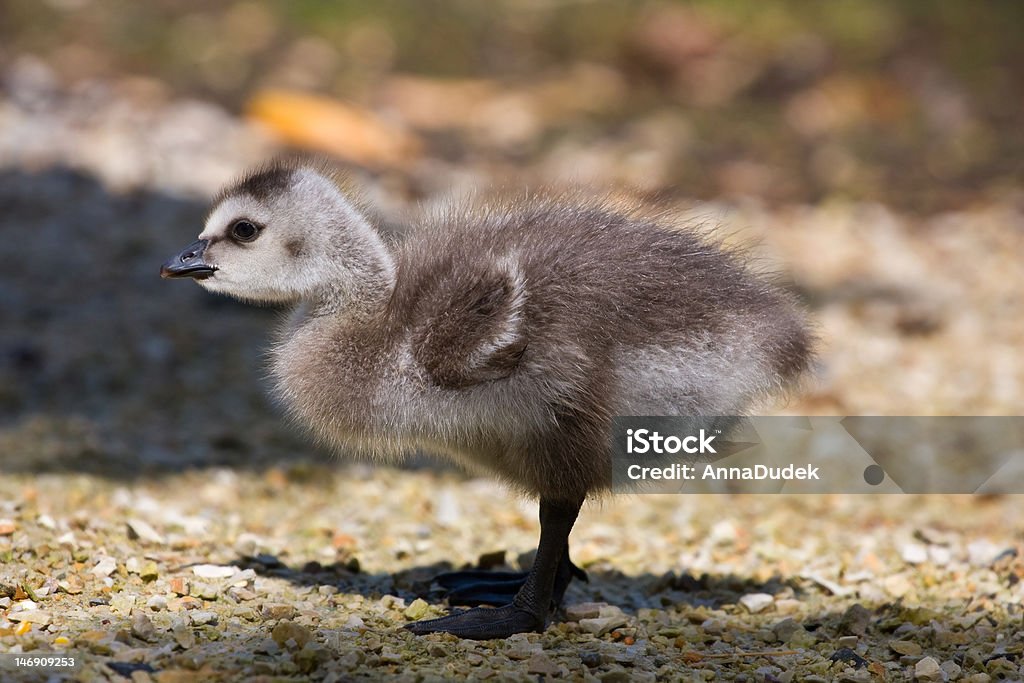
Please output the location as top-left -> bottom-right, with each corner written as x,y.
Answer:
405,498 -> 583,639
436,545 -> 588,607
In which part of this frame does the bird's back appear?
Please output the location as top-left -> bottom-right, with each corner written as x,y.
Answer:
393,194 -> 809,397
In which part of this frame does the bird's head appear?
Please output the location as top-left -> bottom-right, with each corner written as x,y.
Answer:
161,160 -> 393,307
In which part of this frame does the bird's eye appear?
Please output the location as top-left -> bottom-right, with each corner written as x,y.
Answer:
231,220 -> 260,242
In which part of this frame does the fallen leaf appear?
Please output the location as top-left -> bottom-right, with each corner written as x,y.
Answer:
246,89 -> 420,167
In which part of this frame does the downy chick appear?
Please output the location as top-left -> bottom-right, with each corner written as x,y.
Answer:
161,159 -> 812,639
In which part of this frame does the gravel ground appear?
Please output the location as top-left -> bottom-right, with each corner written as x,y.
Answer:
2,65 -> 1024,681
3,471 -> 1024,682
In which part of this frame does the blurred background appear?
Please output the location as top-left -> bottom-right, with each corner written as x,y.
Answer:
5,1 -> 1023,208
1,1 -> 1022,474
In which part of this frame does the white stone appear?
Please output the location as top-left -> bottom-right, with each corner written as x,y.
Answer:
740,593 -> 775,614
190,610 -> 218,626
900,543 -> 929,565
146,595 -> 168,611
709,520 -> 738,545
91,557 -> 117,577
127,518 -> 165,544
929,546 -> 953,566
967,539 -> 1002,567
191,564 -> 238,578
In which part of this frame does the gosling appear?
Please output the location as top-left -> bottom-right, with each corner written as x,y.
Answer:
161,159 -> 812,640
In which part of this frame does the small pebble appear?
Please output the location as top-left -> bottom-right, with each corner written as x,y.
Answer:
171,623 -> 196,650
839,604 -> 872,636
271,621 -> 313,649
708,520 -> 738,544
565,602 -> 606,621
180,596 -> 202,610
772,618 -> 803,642
579,614 -> 629,636
91,557 -> 117,577
191,564 -> 237,579
739,592 -> 774,614
261,603 -> 298,621
295,641 -> 331,671
193,582 -> 219,600
189,610 -> 218,626
940,661 -> 961,680
701,618 -> 725,634
234,532 -> 264,556
253,637 -> 280,655
403,597 -> 430,620
110,594 -> 136,616
774,598 -> 803,614
526,653 -> 561,676
146,595 -> 167,611
126,518 -> 165,544
883,574 -> 914,598
130,612 -> 158,642
928,547 -> 952,566
900,543 -> 929,565
8,610 -> 51,625
966,540 -> 1003,567
506,634 -> 542,659
915,656 -> 943,681
228,586 -> 257,602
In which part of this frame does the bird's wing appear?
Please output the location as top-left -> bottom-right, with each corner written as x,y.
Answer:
411,257 -> 528,389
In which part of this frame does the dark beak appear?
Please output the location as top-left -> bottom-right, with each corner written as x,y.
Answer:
160,239 -> 217,279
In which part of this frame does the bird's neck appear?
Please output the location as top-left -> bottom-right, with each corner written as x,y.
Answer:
305,229 -> 396,322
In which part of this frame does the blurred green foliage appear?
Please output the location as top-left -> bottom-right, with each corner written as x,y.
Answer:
2,0 -> 1021,210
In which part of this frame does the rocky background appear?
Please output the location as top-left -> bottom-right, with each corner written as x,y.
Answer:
1,2 -> 1022,681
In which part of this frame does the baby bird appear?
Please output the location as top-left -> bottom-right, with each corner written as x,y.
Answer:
161,159 -> 812,640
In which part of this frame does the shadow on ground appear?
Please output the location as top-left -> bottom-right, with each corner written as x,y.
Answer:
0,168 -> 451,482
0,167 -> 326,478
230,551 -> 807,614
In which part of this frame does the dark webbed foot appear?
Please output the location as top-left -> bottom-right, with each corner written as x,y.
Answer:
404,604 -> 543,639
435,553 -> 588,606
406,498 -> 584,639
